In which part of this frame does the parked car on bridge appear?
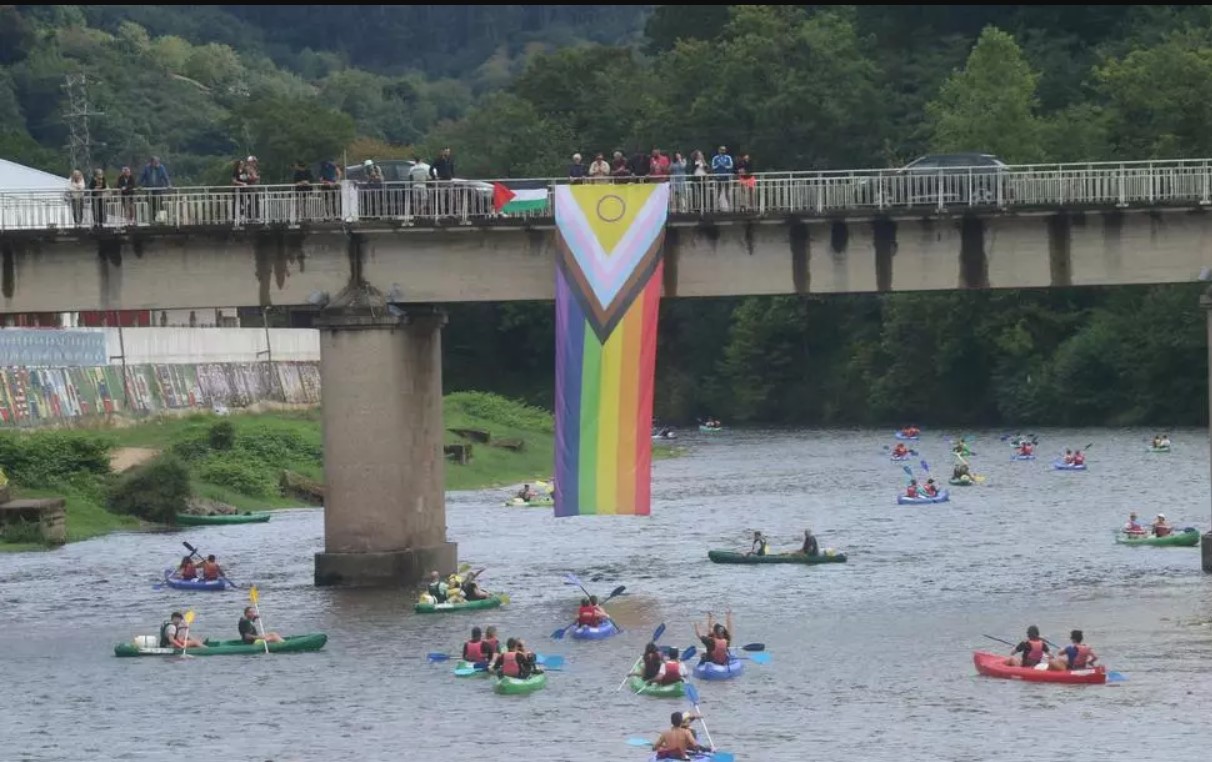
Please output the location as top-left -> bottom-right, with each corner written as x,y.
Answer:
344,160 -> 494,197
893,152 -> 1008,207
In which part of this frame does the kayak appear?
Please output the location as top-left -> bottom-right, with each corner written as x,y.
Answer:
897,490 -> 950,505
175,511 -> 271,526
894,431 -> 920,441
1010,454 -> 1036,461
503,497 -> 554,507
627,657 -> 686,698
972,650 -> 1106,684
652,433 -> 677,440
1114,528 -> 1200,547
699,425 -> 723,433
693,656 -> 745,681
948,477 -> 975,486
1052,461 -> 1087,471
570,619 -> 620,640
1148,446 -> 1171,453
952,449 -> 974,458
114,633 -> 327,657
415,595 -> 505,614
493,672 -> 548,695
890,454 -> 911,461
454,660 -> 492,678
647,755 -> 713,762
707,549 -> 847,565
162,569 -> 229,592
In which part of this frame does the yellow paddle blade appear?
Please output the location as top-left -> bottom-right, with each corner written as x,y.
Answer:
249,585 -> 259,605
973,475 -> 987,483
184,610 -> 196,625
458,562 -> 471,573
498,593 -> 511,605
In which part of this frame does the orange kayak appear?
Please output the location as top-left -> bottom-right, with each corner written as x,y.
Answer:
972,651 -> 1106,684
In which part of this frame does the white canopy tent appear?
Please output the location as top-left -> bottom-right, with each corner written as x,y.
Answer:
0,157 -> 69,230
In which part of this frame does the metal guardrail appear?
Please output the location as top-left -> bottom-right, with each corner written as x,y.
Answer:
2,159 -> 1210,232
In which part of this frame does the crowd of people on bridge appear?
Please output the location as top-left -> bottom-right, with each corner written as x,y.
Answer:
566,145 -> 758,212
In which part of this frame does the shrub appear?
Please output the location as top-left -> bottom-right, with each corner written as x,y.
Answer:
235,428 -> 321,465
197,454 -> 277,497
208,420 -> 236,451
0,431 -> 111,486
446,392 -> 553,433
170,432 -> 212,461
108,456 -> 191,524
0,518 -> 45,545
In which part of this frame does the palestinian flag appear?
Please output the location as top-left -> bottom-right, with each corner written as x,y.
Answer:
492,181 -> 550,215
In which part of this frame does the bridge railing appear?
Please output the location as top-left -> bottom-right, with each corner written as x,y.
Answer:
2,159 -> 1210,232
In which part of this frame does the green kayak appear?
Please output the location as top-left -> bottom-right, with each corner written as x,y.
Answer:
948,477 -> 975,487
114,633 -> 326,657
493,672 -> 547,695
455,660 -> 491,678
1114,528 -> 1200,547
707,549 -> 847,564
503,497 -> 554,507
415,595 -> 505,614
627,658 -> 685,698
1147,446 -> 1172,454
175,511 -> 271,526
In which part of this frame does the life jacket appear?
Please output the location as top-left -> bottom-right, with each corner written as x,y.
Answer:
659,660 -> 682,684
1019,444 -> 1032,455
906,485 -> 918,498
501,651 -> 521,678
201,561 -> 220,581
894,446 -> 906,455
1154,524 -> 1172,537
159,621 -> 174,648
483,637 -> 499,653
464,639 -> 484,662
924,484 -> 938,496
1023,638 -> 1045,666
1125,521 -> 1143,533
577,605 -> 599,627
709,637 -> 729,665
180,562 -> 197,580
1068,644 -> 1092,669
428,581 -> 446,602
1074,454 -> 1085,465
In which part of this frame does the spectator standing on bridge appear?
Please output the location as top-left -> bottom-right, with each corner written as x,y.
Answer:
735,152 -> 755,210
670,152 -> 688,212
711,145 -> 734,212
629,150 -> 651,182
568,153 -> 587,182
589,152 -> 610,181
430,147 -> 456,216
649,148 -> 670,182
292,160 -> 314,222
232,159 -> 252,220
138,156 -> 171,223
67,170 -> 86,227
87,168 -> 108,228
116,166 -> 136,224
319,158 -> 341,220
409,155 -> 431,215
611,150 -> 631,180
245,156 -> 262,220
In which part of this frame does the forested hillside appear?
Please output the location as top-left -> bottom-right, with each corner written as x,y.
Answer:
2,5 -> 1212,426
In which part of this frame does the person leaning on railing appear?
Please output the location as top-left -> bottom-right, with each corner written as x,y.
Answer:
138,157 -> 171,223
87,168 -> 108,228
116,166 -> 136,224
67,170 -> 85,227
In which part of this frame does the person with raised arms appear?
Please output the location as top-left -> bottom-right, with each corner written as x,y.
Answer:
694,612 -> 733,666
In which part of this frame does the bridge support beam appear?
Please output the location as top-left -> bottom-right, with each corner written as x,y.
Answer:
313,305 -> 456,587
1204,290 -> 1212,573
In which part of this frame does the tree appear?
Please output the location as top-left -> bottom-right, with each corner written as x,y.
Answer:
227,95 -> 355,181
926,25 -> 1043,162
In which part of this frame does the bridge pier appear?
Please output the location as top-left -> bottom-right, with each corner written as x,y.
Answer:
313,304 -> 456,587
1204,290 -> 1212,573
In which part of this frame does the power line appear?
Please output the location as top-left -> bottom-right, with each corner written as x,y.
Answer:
62,73 -> 104,172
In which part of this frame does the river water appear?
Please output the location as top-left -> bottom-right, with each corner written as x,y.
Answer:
3,428 -> 1212,762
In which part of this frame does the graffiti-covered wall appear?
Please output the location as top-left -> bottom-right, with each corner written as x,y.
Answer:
0,362 -> 321,426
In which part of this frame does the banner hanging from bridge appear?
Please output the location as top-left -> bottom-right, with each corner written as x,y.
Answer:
553,183 -> 668,518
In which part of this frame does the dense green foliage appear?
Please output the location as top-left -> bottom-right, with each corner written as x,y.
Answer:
107,455 -> 191,524
4,6 -> 1212,426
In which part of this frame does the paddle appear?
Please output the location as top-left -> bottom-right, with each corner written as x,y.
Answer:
432,652 -> 564,669
180,609 -> 196,658
684,683 -> 720,757
249,585 -> 270,655
182,541 -> 240,589
616,623 -> 666,692
551,584 -> 627,639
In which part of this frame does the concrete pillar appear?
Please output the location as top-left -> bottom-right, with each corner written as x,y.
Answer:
312,306 -> 456,587
1203,290 -> 1212,573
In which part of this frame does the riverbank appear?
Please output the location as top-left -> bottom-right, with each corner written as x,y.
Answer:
0,392 -> 559,551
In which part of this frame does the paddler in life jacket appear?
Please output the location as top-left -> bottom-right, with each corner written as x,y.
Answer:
1073,450 -> 1086,466
1005,625 -> 1050,667
1151,513 -> 1172,537
1018,440 -> 1034,456
1123,512 -> 1144,534
694,612 -> 734,666
201,554 -> 223,581
905,479 -> 920,498
424,570 -> 448,604
462,626 -> 490,664
923,479 -> 939,498
489,637 -> 518,678
892,442 -> 909,458
576,596 -> 609,628
652,711 -> 711,760
1049,629 -> 1098,672
482,625 -> 500,655
650,647 -> 687,686
159,611 -> 206,650
800,528 -> 820,557
747,531 -> 769,556
1159,434 -> 1172,448
460,568 -> 491,601
175,555 -> 198,580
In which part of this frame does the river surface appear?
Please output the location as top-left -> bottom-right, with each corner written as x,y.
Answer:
3,428 -> 1212,762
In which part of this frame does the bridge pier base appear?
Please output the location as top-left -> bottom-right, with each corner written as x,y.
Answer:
1204,290 -> 1212,573
312,305 -> 456,588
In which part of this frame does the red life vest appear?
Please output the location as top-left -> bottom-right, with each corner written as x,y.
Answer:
464,640 -> 484,662
1019,444 -> 1032,455
659,661 -> 682,684
501,651 -> 521,678
483,637 -> 499,653
1154,525 -> 1172,537
1074,454 -> 1085,465
202,561 -> 220,581
924,484 -> 938,496
1069,644 -> 1092,669
710,637 -> 729,665
180,563 -> 197,580
577,606 -> 599,626
906,485 -> 918,498
1024,638 -> 1045,666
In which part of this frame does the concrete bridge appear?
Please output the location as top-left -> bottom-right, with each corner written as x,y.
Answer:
4,158 -> 1212,582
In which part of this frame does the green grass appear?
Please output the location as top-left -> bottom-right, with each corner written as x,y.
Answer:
0,485 -> 140,552
444,392 -> 554,491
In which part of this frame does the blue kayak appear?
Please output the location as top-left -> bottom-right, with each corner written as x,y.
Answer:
890,454 -> 911,461
897,490 -> 950,505
1052,461 -> 1087,471
693,656 -> 745,681
894,431 -> 920,441
162,568 -> 229,592
570,619 -> 619,641
1010,454 -> 1036,461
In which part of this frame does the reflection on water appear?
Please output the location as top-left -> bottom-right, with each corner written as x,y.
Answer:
2,427 -> 1212,761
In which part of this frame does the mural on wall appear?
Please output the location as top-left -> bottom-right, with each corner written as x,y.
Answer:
0,362 -> 321,426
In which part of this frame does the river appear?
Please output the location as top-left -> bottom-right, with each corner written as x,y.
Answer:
3,428 -> 1212,762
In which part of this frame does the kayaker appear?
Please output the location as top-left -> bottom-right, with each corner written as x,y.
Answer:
747,531 -> 769,556
951,462 -> 971,480
1151,513 -> 1172,537
463,626 -> 489,663
651,647 -> 686,686
1018,441 -> 1034,456
800,529 -> 819,557
1005,625 -> 1050,668
694,615 -> 733,666
426,571 -> 448,603
892,443 -> 909,458
952,438 -> 969,455
238,606 -> 284,644
201,554 -> 223,581
483,625 -> 500,655
1151,435 -> 1161,448
160,612 -> 205,650
1049,629 -> 1098,672
1073,450 -> 1086,466
461,569 -> 491,601
176,555 -> 198,580
1062,449 -> 1074,465
923,479 -> 940,498
652,711 -> 711,760
517,483 -> 537,501
577,596 -> 609,627
628,642 -> 663,681
489,637 -> 518,678
1123,512 -> 1145,534
905,480 -> 919,498
1160,434 -> 1172,448
513,638 -> 543,678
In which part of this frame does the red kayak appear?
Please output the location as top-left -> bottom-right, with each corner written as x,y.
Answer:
972,651 -> 1106,685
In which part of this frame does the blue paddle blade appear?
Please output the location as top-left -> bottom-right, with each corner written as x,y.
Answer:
901,465 -> 913,478
920,459 -> 930,472
685,682 -> 700,705
748,652 -> 772,665
426,652 -> 451,662
713,753 -> 735,762
1107,671 -> 1127,683
550,627 -> 567,640
680,646 -> 697,661
536,654 -> 564,669
652,623 -> 666,643
564,572 -> 581,587
626,738 -> 652,748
